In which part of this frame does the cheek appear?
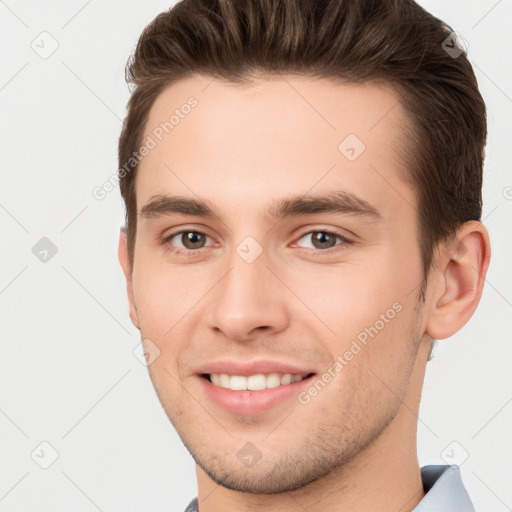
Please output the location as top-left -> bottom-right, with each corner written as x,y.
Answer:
318,303 -> 420,432
285,253 -> 420,368
281,259 -> 400,339
131,258 -> 209,338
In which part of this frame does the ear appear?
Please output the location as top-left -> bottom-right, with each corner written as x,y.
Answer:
426,220 -> 491,340
118,227 -> 140,330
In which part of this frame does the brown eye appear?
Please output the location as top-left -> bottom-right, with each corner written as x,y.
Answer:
310,231 -> 338,249
180,231 -> 207,249
164,230 -> 213,253
297,230 -> 344,250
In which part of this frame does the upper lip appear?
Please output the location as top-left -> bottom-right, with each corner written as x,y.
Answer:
196,359 -> 316,377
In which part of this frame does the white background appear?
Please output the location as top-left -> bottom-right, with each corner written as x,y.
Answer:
1,1 -> 511,510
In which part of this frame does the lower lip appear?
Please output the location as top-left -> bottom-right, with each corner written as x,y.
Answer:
198,375 -> 315,415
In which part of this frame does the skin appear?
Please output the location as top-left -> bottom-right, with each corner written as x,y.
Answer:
118,74 -> 490,511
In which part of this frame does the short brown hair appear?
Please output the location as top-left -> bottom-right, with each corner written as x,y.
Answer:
118,0 -> 486,296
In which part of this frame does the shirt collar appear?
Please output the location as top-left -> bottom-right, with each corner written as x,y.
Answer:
413,465 -> 475,512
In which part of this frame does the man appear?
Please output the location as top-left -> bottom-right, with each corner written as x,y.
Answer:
117,0 -> 491,510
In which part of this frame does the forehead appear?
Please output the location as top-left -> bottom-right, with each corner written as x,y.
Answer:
136,74 -> 414,222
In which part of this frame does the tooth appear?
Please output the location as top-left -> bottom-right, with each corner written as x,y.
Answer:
219,374 -> 230,389
266,373 -> 281,388
280,373 -> 292,385
230,375 -> 248,390
208,372 -> 310,390
247,374 -> 266,390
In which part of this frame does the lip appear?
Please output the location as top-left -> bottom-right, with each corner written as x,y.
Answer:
197,373 -> 316,415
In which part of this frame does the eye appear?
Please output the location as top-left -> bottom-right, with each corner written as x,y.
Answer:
295,229 -> 351,251
163,230 -> 214,254
161,228 -> 353,258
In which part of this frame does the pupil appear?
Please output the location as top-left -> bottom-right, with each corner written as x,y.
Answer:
183,232 -> 204,249
313,232 -> 335,249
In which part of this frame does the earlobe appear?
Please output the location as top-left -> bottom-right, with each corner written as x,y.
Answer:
118,228 -> 140,330
426,221 -> 490,340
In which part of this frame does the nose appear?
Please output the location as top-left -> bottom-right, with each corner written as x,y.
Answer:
205,246 -> 289,341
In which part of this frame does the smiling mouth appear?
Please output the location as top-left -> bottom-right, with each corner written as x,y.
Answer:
201,372 -> 316,391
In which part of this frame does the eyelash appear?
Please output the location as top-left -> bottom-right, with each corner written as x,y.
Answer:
161,228 -> 354,258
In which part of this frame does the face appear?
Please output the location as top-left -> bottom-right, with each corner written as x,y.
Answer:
122,74 -> 431,492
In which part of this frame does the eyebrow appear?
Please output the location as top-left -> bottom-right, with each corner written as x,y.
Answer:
140,191 -> 382,221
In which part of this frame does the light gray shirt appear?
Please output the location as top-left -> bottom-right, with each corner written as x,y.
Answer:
182,464 -> 475,511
